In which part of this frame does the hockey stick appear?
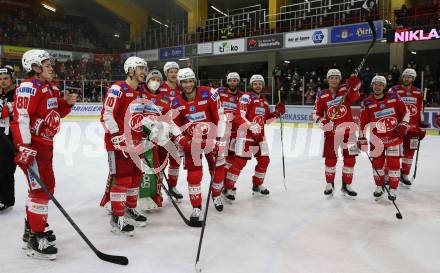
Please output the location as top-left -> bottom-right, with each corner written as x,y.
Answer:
364,153 -> 403,220
1,134 -> 129,265
410,88 -> 427,183
160,171 -> 203,228
277,89 -> 287,191
330,20 -> 377,121
195,154 -> 219,273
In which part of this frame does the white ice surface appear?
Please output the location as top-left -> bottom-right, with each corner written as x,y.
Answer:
1,120 -> 439,273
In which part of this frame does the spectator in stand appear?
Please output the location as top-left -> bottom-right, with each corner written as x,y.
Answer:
272,65 -> 283,89
359,66 -> 374,94
304,86 -> 317,105
342,58 -> 354,78
389,65 -> 400,86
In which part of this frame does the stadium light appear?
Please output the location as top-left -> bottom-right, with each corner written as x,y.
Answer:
211,5 -> 227,17
411,51 -> 417,55
284,60 -> 291,64
152,18 -> 169,28
179,58 -> 189,61
41,3 -> 56,12
114,34 -> 120,38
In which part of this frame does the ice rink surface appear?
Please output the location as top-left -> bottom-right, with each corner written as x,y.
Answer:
1,120 -> 439,273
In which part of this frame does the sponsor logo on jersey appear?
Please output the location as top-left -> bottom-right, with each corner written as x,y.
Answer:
17,86 -> 37,96
198,100 -> 207,105
401,96 -> 417,104
186,111 -> 207,122
376,116 -> 398,133
380,103 -> 386,109
211,90 -> 219,101
189,105 -> 197,112
130,103 -> 144,113
188,122 -> 210,136
223,101 -> 237,110
109,88 -> 122,98
172,98 -> 179,108
255,107 -> 266,115
374,108 -> 396,119
326,96 -> 343,107
170,91 -> 176,96
144,104 -> 163,113
47,97 -> 58,109
150,98 -> 157,104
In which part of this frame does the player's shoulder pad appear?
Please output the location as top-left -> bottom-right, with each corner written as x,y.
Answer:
239,93 -> 252,104
171,97 -> 181,108
217,87 -> 226,94
108,84 -> 124,98
388,85 -> 400,93
318,89 -> 329,98
386,91 -> 398,99
361,97 -> 374,108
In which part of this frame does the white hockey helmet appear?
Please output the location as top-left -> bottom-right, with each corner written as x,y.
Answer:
402,68 -> 417,79
249,74 -> 265,85
227,72 -> 240,82
163,61 -> 179,75
326,69 -> 342,79
371,75 -> 387,86
177,68 -> 196,85
22,49 -> 51,72
124,56 -> 147,74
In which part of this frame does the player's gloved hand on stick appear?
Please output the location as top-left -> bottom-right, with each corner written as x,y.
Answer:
14,144 -> 37,169
393,121 -> 409,139
175,135 -> 192,153
274,103 -> 286,117
346,75 -> 361,92
111,132 -> 126,151
357,136 -> 368,151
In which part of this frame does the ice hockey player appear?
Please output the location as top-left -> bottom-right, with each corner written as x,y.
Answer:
313,69 -> 361,198
101,56 -> 148,235
358,75 -> 409,201
223,74 -> 285,200
216,72 -> 243,200
0,65 -> 16,212
388,68 -> 428,187
171,67 -> 226,221
138,69 -> 177,210
160,61 -> 184,200
11,49 -> 77,260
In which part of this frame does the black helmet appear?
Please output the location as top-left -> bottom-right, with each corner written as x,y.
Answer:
0,65 -> 15,79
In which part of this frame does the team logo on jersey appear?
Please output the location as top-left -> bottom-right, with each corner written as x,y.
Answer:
189,105 -> 197,112
187,122 -> 210,136
129,113 -> 144,132
252,115 -> 265,127
186,111 -> 207,122
379,103 -> 385,109
406,92 -> 411,96
239,95 -> 250,104
376,117 -> 398,133
326,105 -> 347,120
407,103 -> 418,116
374,108 -> 396,119
150,98 -> 157,104
255,107 -> 266,116
230,97 -> 235,102
42,110 -> 61,138
47,98 -> 58,109
170,91 -> 176,96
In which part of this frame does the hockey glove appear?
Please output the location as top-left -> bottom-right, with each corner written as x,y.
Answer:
393,121 -> 409,139
14,145 -> 37,169
175,135 -> 192,153
347,75 -> 361,92
357,136 -> 368,152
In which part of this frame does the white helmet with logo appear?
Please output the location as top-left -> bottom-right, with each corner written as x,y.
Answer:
177,68 -> 196,85
371,75 -> 387,86
402,68 -> 417,78
227,72 -> 240,82
22,49 -> 51,72
326,69 -> 342,79
124,56 -> 147,74
163,61 -> 179,75
249,74 -> 265,85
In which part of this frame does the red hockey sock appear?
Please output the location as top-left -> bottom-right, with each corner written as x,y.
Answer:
325,158 -> 337,183
126,176 -> 141,209
26,194 -> 49,233
252,156 -> 270,187
342,156 -> 356,185
188,169 -> 203,207
110,177 -> 131,216
401,157 -> 413,176
211,165 -> 225,197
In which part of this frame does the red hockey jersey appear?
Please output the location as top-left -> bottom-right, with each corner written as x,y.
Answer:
388,84 -> 423,132
159,82 -> 180,101
11,78 -> 72,146
100,81 -> 144,150
359,92 -> 409,147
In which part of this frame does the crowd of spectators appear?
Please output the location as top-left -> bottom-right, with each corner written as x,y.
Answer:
0,9 -> 124,51
272,58 -> 440,107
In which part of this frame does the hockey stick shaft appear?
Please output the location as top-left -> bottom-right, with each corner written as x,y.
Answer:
365,152 -> 403,219
330,20 -> 377,121
1,133 -> 128,265
195,155 -> 219,272
277,89 -> 287,190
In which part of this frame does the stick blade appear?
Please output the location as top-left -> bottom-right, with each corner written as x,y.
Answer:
195,261 -> 202,273
187,219 -> 203,228
96,251 -> 129,265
